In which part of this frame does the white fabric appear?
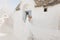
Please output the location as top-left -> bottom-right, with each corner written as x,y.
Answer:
0,11 -> 13,33
0,9 -> 18,40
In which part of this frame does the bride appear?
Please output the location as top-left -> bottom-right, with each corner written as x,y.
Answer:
14,0 -> 60,40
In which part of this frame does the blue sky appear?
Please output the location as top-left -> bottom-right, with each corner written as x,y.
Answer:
8,0 -> 20,9
0,0 -> 20,10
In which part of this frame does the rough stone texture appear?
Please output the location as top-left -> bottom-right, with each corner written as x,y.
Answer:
16,0 -> 60,10
34,0 -> 60,7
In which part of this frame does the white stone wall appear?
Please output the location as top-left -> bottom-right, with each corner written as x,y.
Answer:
13,0 -> 60,40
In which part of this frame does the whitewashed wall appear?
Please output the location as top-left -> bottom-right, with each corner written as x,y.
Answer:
13,4 -> 60,40
0,0 -> 60,40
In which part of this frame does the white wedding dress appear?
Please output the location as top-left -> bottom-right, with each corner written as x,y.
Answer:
0,9 -> 13,36
0,9 -> 19,40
